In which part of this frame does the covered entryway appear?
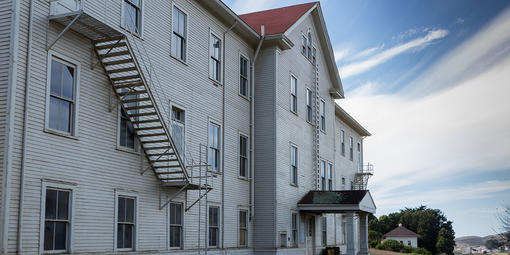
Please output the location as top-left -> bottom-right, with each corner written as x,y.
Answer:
298,190 -> 376,255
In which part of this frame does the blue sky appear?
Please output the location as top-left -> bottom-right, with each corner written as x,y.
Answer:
224,0 -> 510,237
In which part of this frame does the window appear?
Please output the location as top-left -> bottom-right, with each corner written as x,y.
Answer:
209,206 -> 220,247
320,100 -> 326,132
239,210 -> 248,247
312,47 -> 317,65
327,163 -> 333,191
48,58 -> 76,134
291,213 -> 298,246
208,122 -> 220,171
209,33 -> 222,82
307,32 -> 312,59
357,142 -> 362,171
301,35 -> 307,55
340,130 -> 345,156
280,232 -> 288,247
123,0 -> 142,34
119,91 -> 138,151
171,106 -> 185,159
117,196 -> 136,250
169,203 -> 183,248
290,76 -> 298,113
341,216 -> 346,244
239,135 -> 249,178
172,6 -> 187,61
306,88 -> 313,123
43,188 -> 71,251
408,241 -> 412,246
321,217 -> 327,246
342,177 -> 346,185
349,137 -> 354,161
320,160 -> 326,191
240,56 -> 249,97
290,145 -> 298,185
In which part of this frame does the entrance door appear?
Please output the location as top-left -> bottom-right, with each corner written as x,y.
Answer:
306,216 -> 316,255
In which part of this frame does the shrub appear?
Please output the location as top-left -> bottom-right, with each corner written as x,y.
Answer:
400,246 -> 414,253
413,247 -> 432,255
369,230 -> 383,248
376,239 -> 405,252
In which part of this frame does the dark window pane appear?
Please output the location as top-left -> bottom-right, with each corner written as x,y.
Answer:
118,197 -> 126,222
50,60 -> 62,96
57,190 -> 69,220
45,189 -> 57,220
54,222 -> 67,250
62,66 -> 74,100
44,222 -> 55,250
117,224 -> 124,248
124,224 -> 133,248
125,198 -> 134,223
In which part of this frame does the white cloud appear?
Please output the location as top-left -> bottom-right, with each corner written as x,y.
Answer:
339,7 -> 510,214
349,44 -> 384,61
339,29 -> 449,79
334,48 -> 350,62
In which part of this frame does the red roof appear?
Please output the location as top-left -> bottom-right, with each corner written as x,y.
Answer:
239,2 -> 317,35
384,225 -> 421,238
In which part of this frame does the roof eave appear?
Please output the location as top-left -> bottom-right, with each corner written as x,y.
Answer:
264,34 -> 294,50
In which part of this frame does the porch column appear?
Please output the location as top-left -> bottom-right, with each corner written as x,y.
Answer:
346,213 -> 355,255
358,213 -> 369,255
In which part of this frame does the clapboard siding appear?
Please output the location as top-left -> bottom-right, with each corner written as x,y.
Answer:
6,0 -> 254,253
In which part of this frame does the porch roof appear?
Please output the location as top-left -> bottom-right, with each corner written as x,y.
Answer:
297,190 -> 376,214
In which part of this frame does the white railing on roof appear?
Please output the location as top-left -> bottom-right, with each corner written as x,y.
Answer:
49,0 -> 83,16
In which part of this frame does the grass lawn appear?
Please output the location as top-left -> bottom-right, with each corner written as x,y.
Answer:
370,248 -> 408,255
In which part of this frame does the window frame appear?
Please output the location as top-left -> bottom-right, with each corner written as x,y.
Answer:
168,202 -> 184,249
327,163 -> 333,191
207,120 -> 222,172
321,217 -> 327,246
239,53 -> 250,99
238,132 -> 249,179
117,103 -> 140,153
208,205 -> 221,248
320,160 -> 326,191
290,143 -> 298,186
349,137 -> 354,161
171,3 -> 188,63
291,212 -> 299,247
290,74 -> 298,114
320,99 -> 326,132
209,30 -> 223,84
114,190 -> 139,252
306,88 -> 313,123
39,181 -> 76,254
45,51 -> 80,138
121,0 -> 144,36
170,103 -> 187,161
340,130 -> 345,156
238,208 -> 249,247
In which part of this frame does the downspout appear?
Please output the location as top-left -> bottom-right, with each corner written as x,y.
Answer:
0,0 -> 21,253
17,0 -> 35,253
250,26 -> 264,221
221,20 -> 237,250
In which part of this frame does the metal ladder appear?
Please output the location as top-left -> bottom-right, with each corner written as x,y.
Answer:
314,63 -> 321,190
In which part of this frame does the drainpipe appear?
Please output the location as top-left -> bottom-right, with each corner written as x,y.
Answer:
250,25 -> 264,221
0,0 -> 21,253
221,20 -> 237,250
17,0 -> 35,253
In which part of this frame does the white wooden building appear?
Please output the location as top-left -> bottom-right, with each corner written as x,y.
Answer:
0,1 -> 375,254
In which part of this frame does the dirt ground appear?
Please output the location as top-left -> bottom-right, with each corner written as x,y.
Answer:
370,248 -> 407,255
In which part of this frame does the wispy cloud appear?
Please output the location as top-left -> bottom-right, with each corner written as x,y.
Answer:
339,29 -> 449,79
349,43 -> 384,61
230,0 -> 288,14
334,48 -> 350,62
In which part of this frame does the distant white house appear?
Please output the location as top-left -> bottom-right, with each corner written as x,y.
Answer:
383,224 -> 420,248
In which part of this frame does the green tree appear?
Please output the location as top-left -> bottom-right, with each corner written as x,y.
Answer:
368,230 -> 382,248
485,239 -> 500,250
436,222 -> 456,255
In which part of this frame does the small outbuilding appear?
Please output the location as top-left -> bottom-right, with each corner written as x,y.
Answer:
383,224 -> 420,247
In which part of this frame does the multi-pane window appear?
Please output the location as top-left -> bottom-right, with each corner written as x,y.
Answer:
117,196 -> 136,250
321,217 -> 327,246
171,107 -> 185,159
349,137 -> 354,161
239,135 -> 248,178
49,59 -> 76,134
357,142 -> 362,171
123,0 -> 142,34
209,207 -> 220,247
290,76 -> 298,113
320,100 -> 326,131
291,213 -> 298,246
342,177 -> 346,186
320,160 -> 326,191
208,123 -> 220,171
169,203 -> 183,248
240,56 -> 249,97
327,163 -> 333,191
307,32 -> 312,59
172,6 -> 187,61
312,47 -> 317,65
239,210 -> 248,247
340,130 -> 345,156
119,91 -> 137,150
306,88 -> 313,122
209,34 -> 221,82
301,35 -> 307,55
44,188 -> 71,251
290,145 -> 298,185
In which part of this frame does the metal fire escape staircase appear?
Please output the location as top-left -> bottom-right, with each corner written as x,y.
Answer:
48,1 -> 211,205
